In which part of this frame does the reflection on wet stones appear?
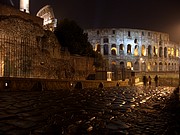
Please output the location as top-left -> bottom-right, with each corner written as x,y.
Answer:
0,86 -> 177,134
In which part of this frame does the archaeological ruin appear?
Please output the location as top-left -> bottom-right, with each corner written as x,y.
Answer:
85,28 -> 180,80
36,5 -> 57,32
0,4 -> 94,80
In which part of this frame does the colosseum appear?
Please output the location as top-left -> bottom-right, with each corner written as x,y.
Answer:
85,28 -> 180,81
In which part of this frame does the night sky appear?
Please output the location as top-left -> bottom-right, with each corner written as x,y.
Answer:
1,0 -> 180,42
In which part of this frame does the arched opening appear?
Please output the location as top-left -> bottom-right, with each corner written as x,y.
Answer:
142,62 -> 146,71
111,44 -> 117,55
134,39 -> 138,44
134,45 -> 139,56
159,62 -> 163,71
119,44 -> 124,55
164,47 -> 167,58
111,49 -> 116,55
141,45 -> 146,56
147,62 -> 151,71
168,63 -> 171,71
120,61 -> 125,69
134,61 -> 139,71
148,45 -> 152,58
171,48 -> 174,57
168,48 -> 171,58
127,61 -> 132,70
164,62 -> 167,71
104,44 -> 108,55
120,44 -> 124,51
127,44 -> 131,54
153,46 -> 158,57
153,62 -> 158,71
176,49 -> 179,57
159,47 -> 162,57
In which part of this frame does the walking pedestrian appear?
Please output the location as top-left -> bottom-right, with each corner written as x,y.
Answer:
154,75 -> 158,87
143,75 -> 147,87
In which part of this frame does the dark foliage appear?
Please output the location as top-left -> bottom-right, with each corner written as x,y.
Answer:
54,19 -> 92,56
54,19 -> 104,68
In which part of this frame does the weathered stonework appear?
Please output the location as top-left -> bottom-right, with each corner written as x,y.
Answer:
0,4 -> 42,26
85,28 -> 180,80
0,4 -> 94,80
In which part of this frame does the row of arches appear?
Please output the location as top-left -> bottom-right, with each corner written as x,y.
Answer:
112,61 -> 178,72
95,44 -> 179,58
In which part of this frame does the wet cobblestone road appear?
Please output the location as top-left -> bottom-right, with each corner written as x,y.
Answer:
0,86 -> 179,135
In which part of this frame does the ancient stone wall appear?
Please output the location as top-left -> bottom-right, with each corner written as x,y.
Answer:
0,4 -> 43,26
0,4 -> 95,80
0,8 -> 61,79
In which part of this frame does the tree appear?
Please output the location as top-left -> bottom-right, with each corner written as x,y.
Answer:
54,19 -> 92,56
54,19 -> 104,68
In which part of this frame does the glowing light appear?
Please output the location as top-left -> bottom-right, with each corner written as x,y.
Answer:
5,82 -> 8,87
140,99 -> 146,104
127,62 -> 132,69
20,0 -> 29,13
122,101 -> 126,104
107,72 -> 112,81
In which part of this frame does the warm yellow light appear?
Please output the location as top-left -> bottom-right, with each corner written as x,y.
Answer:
127,62 -> 132,69
141,45 -> 146,56
134,48 -> 138,56
176,49 -> 179,57
171,48 -> 174,56
111,47 -> 117,51
168,48 -> 171,56
148,63 -> 151,71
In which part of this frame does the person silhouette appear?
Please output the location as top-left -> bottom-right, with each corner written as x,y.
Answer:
143,75 -> 147,87
154,75 -> 158,87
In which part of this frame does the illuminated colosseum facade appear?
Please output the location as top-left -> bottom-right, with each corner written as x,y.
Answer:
85,28 -> 180,80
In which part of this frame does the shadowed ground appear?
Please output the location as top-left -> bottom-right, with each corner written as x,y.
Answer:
0,86 -> 179,135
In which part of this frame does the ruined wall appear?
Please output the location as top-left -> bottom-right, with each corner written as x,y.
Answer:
0,4 -> 95,80
0,4 -> 42,26
0,8 -> 61,79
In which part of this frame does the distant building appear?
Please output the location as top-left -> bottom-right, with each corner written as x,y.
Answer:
85,28 -> 180,80
20,0 -> 30,13
36,5 -> 57,32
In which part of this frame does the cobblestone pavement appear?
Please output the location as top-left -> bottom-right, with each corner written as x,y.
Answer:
0,86 -> 179,135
